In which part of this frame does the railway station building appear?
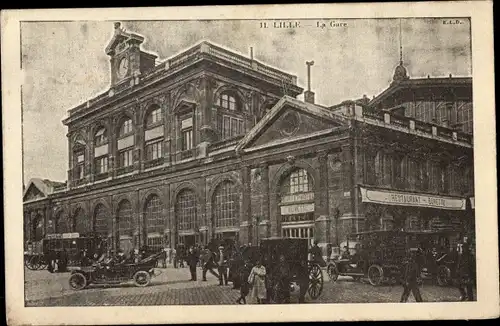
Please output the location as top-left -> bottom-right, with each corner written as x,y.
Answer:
23,23 -> 475,254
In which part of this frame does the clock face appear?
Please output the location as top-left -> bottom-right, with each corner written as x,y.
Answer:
117,57 -> 129,78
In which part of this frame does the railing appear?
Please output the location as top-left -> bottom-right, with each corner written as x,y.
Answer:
414,120 -> 433,133
390,115 -> 410,128
180,148 -> 196,160
360,106 -> 472,146
94,172 -> 109,181
208,135 -> 244,152
73,178 -> 86,187
68,41 -> 298,119
116,165 -> 134,176
144,158 -> 163,169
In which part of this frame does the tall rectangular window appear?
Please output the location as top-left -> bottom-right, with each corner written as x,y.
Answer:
146,141 -> 163,160
221,115 -> 244,140
75,152 -> 85,179
95,156 -> 108,174
119,149 -> 133,167
181,117 -> 193,151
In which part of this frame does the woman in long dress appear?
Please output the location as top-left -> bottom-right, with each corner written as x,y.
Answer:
248,259 -> 267,304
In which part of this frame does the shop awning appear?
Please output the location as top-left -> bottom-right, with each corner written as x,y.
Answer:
359,186 -> 466,211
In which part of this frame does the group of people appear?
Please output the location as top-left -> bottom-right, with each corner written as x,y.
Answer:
398,235 -> 476,302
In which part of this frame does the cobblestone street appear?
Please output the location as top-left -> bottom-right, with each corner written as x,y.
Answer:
25,266 -> 468,306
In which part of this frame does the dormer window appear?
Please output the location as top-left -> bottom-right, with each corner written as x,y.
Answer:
94,128 -> 108,146
146,106 -> 162,127
220,93 -> 237,111
119,118 -> 133,137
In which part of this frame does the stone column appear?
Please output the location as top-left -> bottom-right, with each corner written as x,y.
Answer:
259,163 -> 271,239
240,166 -> 251,244
136,123 -> 144,172
89,139 -> 95,182
315,151 -> 330,245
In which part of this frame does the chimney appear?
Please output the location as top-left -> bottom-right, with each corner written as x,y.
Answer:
304,60 -> 315,104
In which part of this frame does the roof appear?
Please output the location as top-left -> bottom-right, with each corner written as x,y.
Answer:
236,96 -> 348,152
105,23 -> 145,55
23,178 -> 66,200
369,76 -> 473,107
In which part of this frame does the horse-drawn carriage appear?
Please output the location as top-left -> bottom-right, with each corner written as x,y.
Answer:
25,232 -> 106,272
68,251 -> 164,290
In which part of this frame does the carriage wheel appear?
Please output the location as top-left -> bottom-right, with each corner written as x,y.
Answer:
327,263 -> 339,282
69,273 -> 87,290
133,271 -> 151,287
437,265 -> 451,286
308,263 -> 324,300
368,264 -> 384,286
28,255 -> 41,270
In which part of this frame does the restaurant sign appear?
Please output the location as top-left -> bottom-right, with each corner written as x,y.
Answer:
281,203 -> 315,215
281,192 -> 314,204
359,187 -> 466,210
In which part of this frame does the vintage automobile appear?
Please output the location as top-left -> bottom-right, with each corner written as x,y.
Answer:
326,240 -> 364,282
259,237 -> 324,303
327,230 -> 411,286
68,251 -> 164,290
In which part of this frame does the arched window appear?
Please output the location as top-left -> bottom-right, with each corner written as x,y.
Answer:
213,181 -> 239,228
144,194 -> 163,251
176,190 -> 197,231
219,92 -> 238,111
119,117 -> 133,137
93,204 -> 109,237
281,168 -> 313,195
74,208 -> 90,234
94,127 -> 108,146
117,200 -> 133,237
146,105 -> 162,127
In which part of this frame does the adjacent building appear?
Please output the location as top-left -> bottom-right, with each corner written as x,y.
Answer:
24,23 -> 474,254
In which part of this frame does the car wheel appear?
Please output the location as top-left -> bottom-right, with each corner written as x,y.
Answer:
133,270 -> 151,287
69,273 -> 87,290
327,263 -> 339,282
368,264 -> 384,286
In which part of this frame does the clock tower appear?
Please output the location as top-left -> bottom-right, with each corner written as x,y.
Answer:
106,22 -> 157,86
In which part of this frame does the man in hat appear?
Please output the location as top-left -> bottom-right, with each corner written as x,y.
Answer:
456,236 -> 475,301
201,245 -> 219,281
186,246 -> 199,281
400,246 -> 424,302
215,245 -> 229,285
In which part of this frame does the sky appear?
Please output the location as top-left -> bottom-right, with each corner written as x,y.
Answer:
21,18 -> 472,185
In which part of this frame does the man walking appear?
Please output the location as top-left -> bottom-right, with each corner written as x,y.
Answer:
215,245 -> 228,285
400,246 -> 424,303
456,236 -> 475,301
186,246 -> 199,281
201,245 -> 219,281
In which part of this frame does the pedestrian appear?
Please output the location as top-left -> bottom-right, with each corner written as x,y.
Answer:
186,246 -> 199,281
400,247 -> 424,303
167,247 -> 172,266
236,260 -> 252,304
172,247 -> 177,268
456,236 -> 475,301
309,240 -> 325,266
248,258 -> 267,304
326,244 -> 333,263
215,245 -> 229,286
273,254 -> 292,304
202,245 -> 219,281
230,249 -> 242,290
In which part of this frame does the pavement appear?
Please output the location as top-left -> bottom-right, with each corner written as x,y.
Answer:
24,266 -> 470,306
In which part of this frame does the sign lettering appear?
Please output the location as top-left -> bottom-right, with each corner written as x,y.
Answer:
360,187 -> 465,210
281,192 -> 314,204
281,203 -> 315,215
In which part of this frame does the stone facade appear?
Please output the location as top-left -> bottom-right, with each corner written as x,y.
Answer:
24,24 -> 475,255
